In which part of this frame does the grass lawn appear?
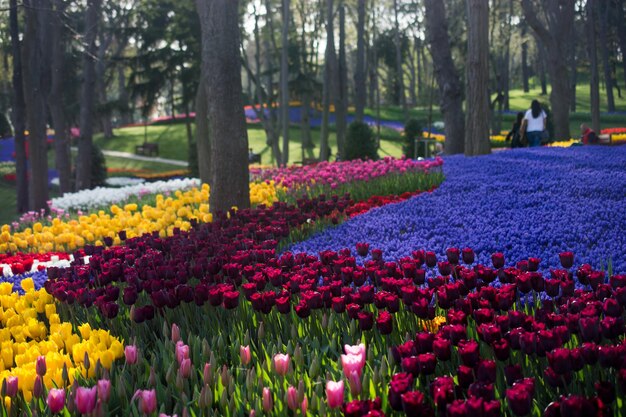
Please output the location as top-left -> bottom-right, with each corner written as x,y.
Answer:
0,182 -> 17,226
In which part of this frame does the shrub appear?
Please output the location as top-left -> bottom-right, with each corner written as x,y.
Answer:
91,144 -> 108,187
344,121 -> 378,161
402,118 -> 423,158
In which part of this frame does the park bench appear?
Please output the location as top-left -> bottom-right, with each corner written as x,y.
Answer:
135,143 -> 159,157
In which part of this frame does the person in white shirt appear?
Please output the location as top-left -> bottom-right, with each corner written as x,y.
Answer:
520,100 -> 547,147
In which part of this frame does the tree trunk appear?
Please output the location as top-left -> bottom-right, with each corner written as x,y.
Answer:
598,0 -> 615,112
393,0 -> 408,122
280,0 -> 290,165
416,37 -> 423,98
536,40 -> 548,95
195,78 -> 210,183
587,0 -> 601,133
9,0 -> 29,213
522,0 -> 575,141
196,0 -> 250,212
319,0 -> 336,162
76,0 -> 101,191
424,0 -> 465,155
616,0 -> 626,90
336,2 -> 347,159
48,0 -> 72,194
521,22 -> 530,93
354,0 -> 366,121
264,0 -> 282,164
22,0 -> 50,211
465,0 -> 490,156
118,65 -> 131,125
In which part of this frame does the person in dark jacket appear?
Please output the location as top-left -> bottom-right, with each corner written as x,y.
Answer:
506,112 -> 525,148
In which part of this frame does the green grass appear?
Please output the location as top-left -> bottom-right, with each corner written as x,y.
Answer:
0,182 -> 17,226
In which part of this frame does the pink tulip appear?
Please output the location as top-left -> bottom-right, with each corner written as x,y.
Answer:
5,376 -> 18,397
47,388 -> 66,413
171,323 -> 181,344
179,358 -> 192,379
340,353 -> 365,377
134,389 -> 157,415
286,386 -> 298,410
325,380 -> 344,409
97,379 -> 111,402
175,343 -> 190,364
301,395 -> 308,416
125,345 -> 138,365
75,386 -> 98,414
36,355 -> 47,377
348,370 -> 362,396
344,343 -> 366,363
159,414 -> 178,417
273,353 -> 290,376
262,387 -> 273,412
203,363 -> 212,385
240,345 -> 251,366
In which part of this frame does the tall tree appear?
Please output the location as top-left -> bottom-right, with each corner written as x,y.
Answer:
195,78 -> 210,183
319,0 -> 336,162
76,0 -> 102,191
587,0 -> 601,133
465,0 -> 490,156
393,0 -> 408,122
336,1 -> 347,158
22,0 -> 50,211
9,0 -> 28,213
48,0 -> 72,194
354,0 -> 366,121
195,0 -> 250,212
280,0 -> 290,165
597,0 -> 615,112
424,0 -> 465,154
616,0 -> 626,90
522,0 -> 575,141
521,22 -> 530,93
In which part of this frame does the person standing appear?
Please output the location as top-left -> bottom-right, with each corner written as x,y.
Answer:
520,100 -> 547,147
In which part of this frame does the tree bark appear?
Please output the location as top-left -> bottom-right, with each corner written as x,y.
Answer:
48,0 -> 72,194
521,22 -> 530,93
195,78 -> 210,183
616,0 -> 626,90
118,65 -> 131,125
22,0 -> 50,211
280,0 -> 290,165
597,0 -> 615,112
587,0 -> 601,133
354,0 -> 366,121
465,0 -> 490,156
76,0 -> 102,191
522,0 -> 575,141
393,0 -> 408,122
195,0 -> 250,212
9,0 -> 29,213
335,1 -> 347,159
264,0 -> 283,164
319,0 -> 336,162
424,0 -> 465,155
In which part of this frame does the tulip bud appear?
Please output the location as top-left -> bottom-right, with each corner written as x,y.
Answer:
125,345 -> 138,365
244,331 -> 250,347
203,363 -> 212,386
175,372 -> 185,392
240,345 -> 251,366
84,352 -> 90,371
133,390 -> 157,415
36,356 -> 47,377
148,367 -> 157,388
287,386 -> 298,410
249,410 -> 256,417
171,323 -> 181,344
262,387 -> 272,412
33,376 -> 44,399
228,378 -> 235,396
182,407 -> 190,417
116,375 -> 127,399
202,339 -> 211,360
62,363 -> 69,385
97,379 -> 111,403
301,396 -> 308,416
294,346 -> 304,368
220,389 -> 228,409
5,376 -> 18,398
297,380 -> 305,404
308,354 -> 320,379
258,322 -> 265,340
179,358 -> 192,379
348,371 -> 362,397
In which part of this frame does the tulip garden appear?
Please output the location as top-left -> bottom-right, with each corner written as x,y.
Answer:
0,147 -> 624,416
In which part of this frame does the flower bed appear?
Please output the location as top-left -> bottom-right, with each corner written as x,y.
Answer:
290,146 -> 626,274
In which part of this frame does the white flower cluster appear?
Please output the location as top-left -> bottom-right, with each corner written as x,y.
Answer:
50,178 -> 201,211
105,177 -> 146,187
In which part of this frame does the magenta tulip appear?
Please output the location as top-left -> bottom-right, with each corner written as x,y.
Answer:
36,355 -> 47,377
5,376 -> 18,397
125,345 -> 138,365
97,379 -> 111,402
75,386 -> 98,414
47,388 -> 66,413
262,387 -> 273,412
286,386 -> 298,410
134,389 -> 157,415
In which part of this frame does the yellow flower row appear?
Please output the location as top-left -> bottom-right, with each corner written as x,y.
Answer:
0,279 -> 124,401
0,181 -> 280,254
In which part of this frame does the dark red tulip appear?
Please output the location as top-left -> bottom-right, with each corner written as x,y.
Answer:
371,249 -> 383,261
223,291 -> 240,309
356,242 -> 369,257
458,339 -> 480,367
477,360 -> 497,384
433,337 -> 451,361
357,311 -> 374,331
468,382 -> 495,401
506,383 -> 533,416
388,373 -> 413,411
543,401 -> 561,417
559,395 -> 596,417
483,399 -> 501,417
295,301 -> 310,318
491,253 -> 505,269
276,296 -> 291,314
504,364 -> 523,386
401,390 -> 431,417
376,311 -> 393,335
446,400 -> 467,417
543,367 -> 571,388
123,287 -> 138,306
331,296 -> 346,313
594,381 -> 616,404
559,252 -> 574,269
401,356 -> 420,377
492,338 -> 510,361
430,376 -> 455,409
438,261 -> 453,276
99,302 -> 119,319
424,252 -> 437,268
411,250 -> 425,266
462,248 -> 475,265
415,332 -> 435,354
547,348 -> 571,374
579,317 -> 600,342
446,248 -> 460,265
457,365 -> 474,389
417,353 -> 437,375
528,257 -> 541,272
